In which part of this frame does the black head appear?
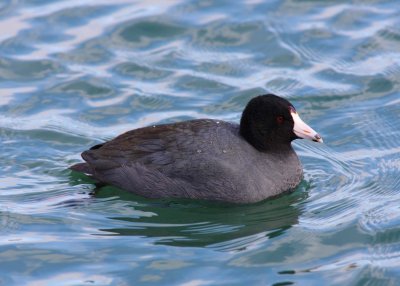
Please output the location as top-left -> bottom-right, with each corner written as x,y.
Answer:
240,94 -> 297,152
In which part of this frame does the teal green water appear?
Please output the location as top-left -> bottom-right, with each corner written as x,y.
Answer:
1,1 -> 400,285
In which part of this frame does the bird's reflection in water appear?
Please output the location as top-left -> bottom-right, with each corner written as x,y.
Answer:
93,182 -> 309,251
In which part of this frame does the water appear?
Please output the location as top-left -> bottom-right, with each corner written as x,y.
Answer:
1,0 -> 399,285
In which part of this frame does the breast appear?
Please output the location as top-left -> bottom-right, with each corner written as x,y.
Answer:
221,145 -> 303,203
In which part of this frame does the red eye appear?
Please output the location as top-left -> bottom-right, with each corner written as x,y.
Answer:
276,116 -> 284,124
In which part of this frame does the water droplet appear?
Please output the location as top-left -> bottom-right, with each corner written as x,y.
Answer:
197,149 -> 202,153
222,150 -> 227,153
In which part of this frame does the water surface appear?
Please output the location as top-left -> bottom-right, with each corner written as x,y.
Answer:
1,0 -> 400,285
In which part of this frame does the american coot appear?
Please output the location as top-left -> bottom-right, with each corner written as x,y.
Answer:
71,94 -> 322,204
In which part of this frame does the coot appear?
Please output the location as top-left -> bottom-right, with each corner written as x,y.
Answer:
71,94 -> 322,203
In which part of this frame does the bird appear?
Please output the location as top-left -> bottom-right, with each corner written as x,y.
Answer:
70,94 -> 322,204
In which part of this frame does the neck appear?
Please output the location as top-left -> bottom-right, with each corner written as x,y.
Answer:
239,126 -> 293,153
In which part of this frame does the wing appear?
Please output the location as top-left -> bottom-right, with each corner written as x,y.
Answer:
71,119 -> 246,200
82,120 -> 209,168
75,119 -> 216,182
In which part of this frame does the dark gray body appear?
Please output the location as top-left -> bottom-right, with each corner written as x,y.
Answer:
72,119 -> 303,204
